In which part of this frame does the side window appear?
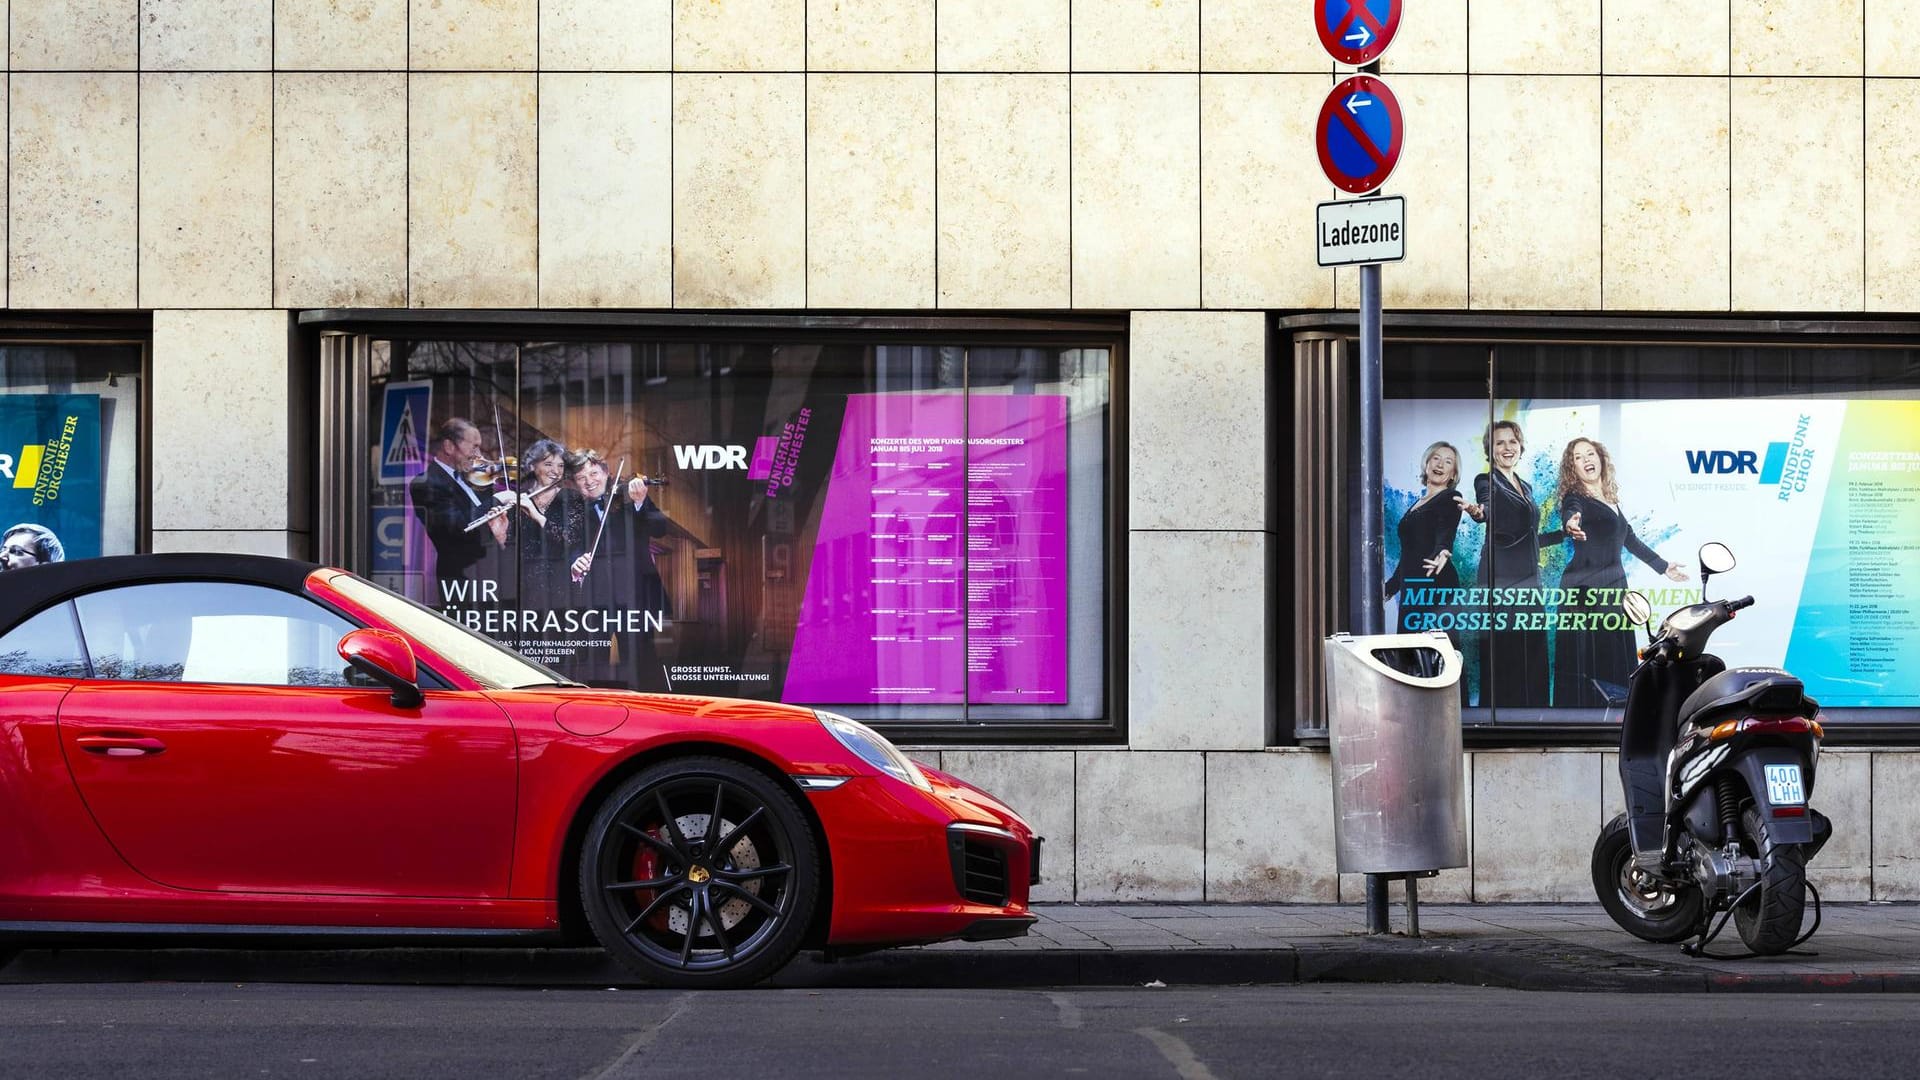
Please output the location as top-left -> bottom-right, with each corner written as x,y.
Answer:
0,602 -> 90,678
73,581 -> 360,688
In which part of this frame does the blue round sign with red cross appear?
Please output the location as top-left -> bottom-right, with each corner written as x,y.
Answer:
1316,75 -> 1403,194
1316,0 -> 1401,67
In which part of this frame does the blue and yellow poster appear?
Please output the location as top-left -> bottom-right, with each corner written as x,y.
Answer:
1383,396 -> 1920,713
0,395 -> 102,564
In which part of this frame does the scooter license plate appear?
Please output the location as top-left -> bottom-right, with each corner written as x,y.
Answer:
1765,764 -> 1806,806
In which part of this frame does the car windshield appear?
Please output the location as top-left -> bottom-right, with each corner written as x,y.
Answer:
322,572 -> 578,691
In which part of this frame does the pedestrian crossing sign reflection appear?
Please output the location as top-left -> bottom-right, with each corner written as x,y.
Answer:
379,381 -> 432,485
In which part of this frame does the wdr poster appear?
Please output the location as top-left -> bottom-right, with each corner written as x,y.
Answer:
1383,397 -> 1920,711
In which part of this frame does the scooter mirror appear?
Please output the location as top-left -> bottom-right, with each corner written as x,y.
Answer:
1699,542 -> 1736,576
1621,590 -> 1655,627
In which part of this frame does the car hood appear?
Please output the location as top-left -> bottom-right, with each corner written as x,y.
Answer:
489,686 -> 823,724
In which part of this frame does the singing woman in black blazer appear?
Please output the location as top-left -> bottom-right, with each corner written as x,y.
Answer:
1458,419 -> 1581,709
1551,437 -> 1688,708
1385,442 -> 1465,627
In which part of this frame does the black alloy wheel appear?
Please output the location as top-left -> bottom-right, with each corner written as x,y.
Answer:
580,756 -> 818,989
1591,813 -> 1703,943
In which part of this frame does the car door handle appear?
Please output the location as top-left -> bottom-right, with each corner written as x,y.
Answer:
75,735 -> 168,757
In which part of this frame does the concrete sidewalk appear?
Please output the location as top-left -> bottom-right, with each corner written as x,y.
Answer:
8,903 -> 1920,992
898,901 -> 1920,992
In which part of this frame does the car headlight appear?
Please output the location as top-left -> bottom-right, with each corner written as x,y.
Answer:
815,710 -> 932,792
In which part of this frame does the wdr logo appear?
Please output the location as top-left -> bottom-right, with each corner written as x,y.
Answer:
1685,443 -> 1790,485
673,444 -> 749,470
0,444 -> 46,489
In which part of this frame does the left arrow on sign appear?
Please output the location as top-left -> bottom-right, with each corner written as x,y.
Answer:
1317,75 -> 1405,192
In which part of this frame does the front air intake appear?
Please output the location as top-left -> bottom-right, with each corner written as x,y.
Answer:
947,828 -> 1010,906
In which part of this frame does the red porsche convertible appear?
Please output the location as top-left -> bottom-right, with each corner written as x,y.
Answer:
0,554 -> 1038,987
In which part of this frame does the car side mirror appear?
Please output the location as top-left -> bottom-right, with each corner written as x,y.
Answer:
339,628 -> 424,709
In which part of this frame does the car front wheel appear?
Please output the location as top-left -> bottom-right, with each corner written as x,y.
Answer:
579,756 -> 818,989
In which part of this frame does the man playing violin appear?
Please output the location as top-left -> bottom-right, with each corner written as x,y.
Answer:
410,417 -> 511,609
565,449 -> 674,691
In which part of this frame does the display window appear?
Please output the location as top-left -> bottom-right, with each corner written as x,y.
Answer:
0,342 -> 146,571
353,333 -> 1117,735
1376,342 -> 1920,726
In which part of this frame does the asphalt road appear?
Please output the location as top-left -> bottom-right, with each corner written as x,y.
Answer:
3,983 -> 1915,1080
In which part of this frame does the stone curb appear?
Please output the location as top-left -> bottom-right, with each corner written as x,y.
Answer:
790,948 -> 1299,989
5,944 -> 1916,993
1704,972 -> 1920,993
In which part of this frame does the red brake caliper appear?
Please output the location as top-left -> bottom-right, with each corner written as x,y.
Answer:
632,828 -> 676,931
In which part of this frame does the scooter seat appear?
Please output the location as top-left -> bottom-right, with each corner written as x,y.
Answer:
1676,666 -> 1811,730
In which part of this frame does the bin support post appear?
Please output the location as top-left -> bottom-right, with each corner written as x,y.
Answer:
1365,876 -> 1389,934
1405,876 -> 1420,938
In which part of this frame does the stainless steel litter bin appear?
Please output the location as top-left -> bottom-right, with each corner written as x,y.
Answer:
1325,631 -> 1468,875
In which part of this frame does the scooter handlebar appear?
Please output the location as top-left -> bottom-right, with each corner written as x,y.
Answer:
1726,595 -> 1755,612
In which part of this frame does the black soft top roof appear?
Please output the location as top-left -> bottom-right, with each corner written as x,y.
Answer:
0,553 -> 327,630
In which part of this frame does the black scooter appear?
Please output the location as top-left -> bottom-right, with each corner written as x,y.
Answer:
1591,542 -> 1832,956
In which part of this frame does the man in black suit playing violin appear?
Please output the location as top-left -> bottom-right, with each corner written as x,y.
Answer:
410,417 -> 511,609
566,450 -> 673,691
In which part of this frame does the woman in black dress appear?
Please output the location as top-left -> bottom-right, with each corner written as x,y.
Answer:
1457,420 -> 1584,708
1550,437 -> 1688,707
513,438 -> 590,661
1385,441 -> 1464,636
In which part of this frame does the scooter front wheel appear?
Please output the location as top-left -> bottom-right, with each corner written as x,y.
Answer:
1592,813 -> 1703,943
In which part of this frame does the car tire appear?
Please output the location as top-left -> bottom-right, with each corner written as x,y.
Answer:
0,950 -> 14,974
579,756 -> 818,989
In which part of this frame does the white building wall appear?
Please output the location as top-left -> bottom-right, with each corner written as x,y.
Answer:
5,2 -> 1914,313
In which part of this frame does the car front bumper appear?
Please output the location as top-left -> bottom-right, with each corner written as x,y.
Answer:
803,767 -> 1039,948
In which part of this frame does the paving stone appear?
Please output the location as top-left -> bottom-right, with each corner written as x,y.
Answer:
13,902 -> 1920,991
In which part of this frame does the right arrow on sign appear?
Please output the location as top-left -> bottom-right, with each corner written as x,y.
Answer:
1316,0 -> 1402,67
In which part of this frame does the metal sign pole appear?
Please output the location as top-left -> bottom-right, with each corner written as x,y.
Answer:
1313,1 -> 1405,938
1357,264 -> 1384,640
1356,55 -> 1390,936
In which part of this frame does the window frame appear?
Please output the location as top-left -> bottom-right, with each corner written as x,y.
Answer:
303,311 -> 1130,745
1283,311 -> 1920,748
0,576 -> 464,694
68,579 -> 368,690
0,318 -> 153,558
0,599 -> 91,679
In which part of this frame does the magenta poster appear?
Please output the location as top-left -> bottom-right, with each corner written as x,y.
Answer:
368,339 -> 1102,719
783,394 -> 1068,704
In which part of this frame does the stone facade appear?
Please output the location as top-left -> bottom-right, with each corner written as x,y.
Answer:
4,1 -> 1917,901
5,3 -> 1912,314
904,748 -> 1920,903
